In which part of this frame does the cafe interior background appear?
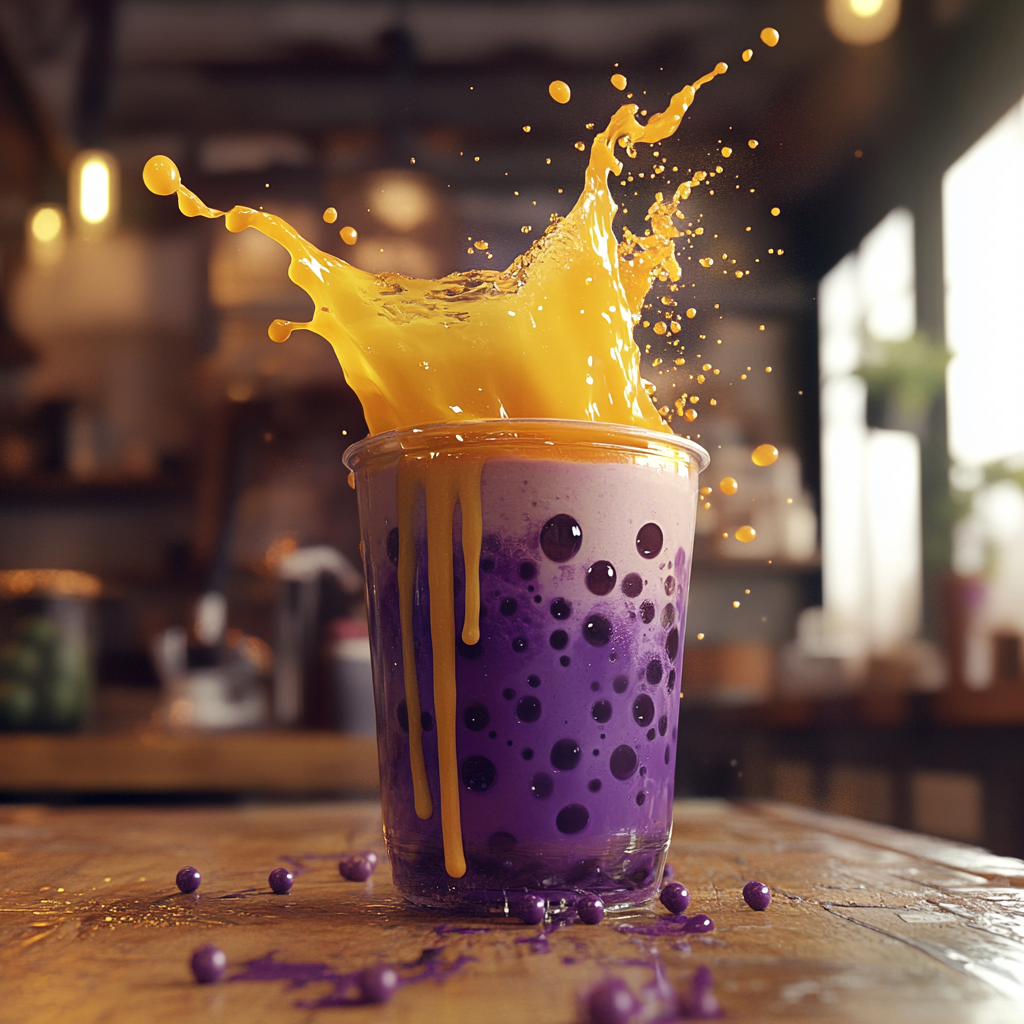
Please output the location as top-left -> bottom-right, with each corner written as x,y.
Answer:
1,0 -> 1023,856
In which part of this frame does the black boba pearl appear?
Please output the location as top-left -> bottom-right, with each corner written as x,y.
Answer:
528,674 -> 541,688
590,680 -> 600,692
664,575 -> 676,595
632,693 -> 655,727
533,595 -> 543,604
621,572 -> 643,598
639,601 -> 655,624
512,637 -> 529,653
661,604 -> 676,628
636,523 -> 663,559
665,747 -> 671,764
516,696 -> 542,723
646,659 -> 663,685
658,714 -> 668,737
666,628 -> 679,661
519,561 -> 537,580
461,756 -> 497,792
488,730 -> 497,739
586,561 -> 617,596
582,614 -> 612,647
550,597 -> 572,620
667,669 -> 676,693
636,792 -> 646,806
500,597 -> 518,617
421,712 -> 434,731
550,630 -> 569,650
463,704 -> 490,731
480,558 -> 495,573
612,675 -> 629,695
550,738 -> 581,771
387,528 -> 400,565
522,747 -> 534,760
555,804 -> 590,834
588,779 -> 602,793
530,772 -> 554,799
540,514 -> 583,562
591,700 -> 612,724
396,701 -> 409,732
559,656 -> 571,666
503,688 -> 516,700
610,745 -> 638,780
646,728 -> 656,741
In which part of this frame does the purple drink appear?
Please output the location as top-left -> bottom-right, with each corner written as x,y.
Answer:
344,420 -> 706,912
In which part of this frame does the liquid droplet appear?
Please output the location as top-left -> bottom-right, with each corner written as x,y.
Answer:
142,155 -> 180,196
340,226 -> 358,245
770,207 -> 780,217
760,27 -> 780,46
735,525 -> 756,543
549,80 -> 571,104
719,477 -> 738,495
751,444 -> 778,467
748,139 -> 759,149
742,48 -> 753,62
323,207 -> 338,224
721,146 -> 732,158
610,73 -> 627,91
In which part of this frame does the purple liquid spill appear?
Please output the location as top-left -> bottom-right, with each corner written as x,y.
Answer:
615,914 -> 714,937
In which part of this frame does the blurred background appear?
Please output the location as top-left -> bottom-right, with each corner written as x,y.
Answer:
1,0 -> 1024,855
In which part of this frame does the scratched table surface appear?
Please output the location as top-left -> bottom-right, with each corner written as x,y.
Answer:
3,800 -> 1024,1024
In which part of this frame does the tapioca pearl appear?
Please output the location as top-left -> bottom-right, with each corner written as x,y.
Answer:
590,680 -> 600,692
582,614 -> 612,647
461,756 -> 497,792
488,831 -> 516,854
533,594 -> 542,604
457,637 -> 483,659
621,572 -> 643,598
639,766 -> 646,777
463,704 -> 490,731
633,694 -> 655,727
636,792 -> 646,806
540,514 -> 582,562
551,738 -> 582,771
506,739 -> 513,746
612,675 -> 629,695
664,575 -> 676,596
520,561 -> 537,581
396,701 -> 409,732
666,629 -> 679,661
639,602 -> 655,624
512,637 -> 529,653
661,604 -> 675,628
550,630 -> 568,650
550,597 -> 572,620
555,804 -> 590,834
646,728 -> 656,741
488,730 -> 497,739
636,523 -> 663,559
560,656 -> 571,666
646,659 -> 663,685
502,688 -> 515,701
522,747 -> 534,760
530,772 -> 554,799
671,726 -> 677,741
664,747 -> 671,764
528,674 -> 541,688
387,528 -> 400,565
588,779 -> 602,792
586,560 -> 616,596
516,696 -> 542,723
591,700 -> 612,724
609,744 -> 638,780
667,669 -> 676,693
500,597 -> 518,617
421,712 -> 434,731
658,714 -> 668,737
480,558 -> 495,573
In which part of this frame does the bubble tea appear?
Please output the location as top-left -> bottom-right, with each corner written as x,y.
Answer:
345,421 -> 706,911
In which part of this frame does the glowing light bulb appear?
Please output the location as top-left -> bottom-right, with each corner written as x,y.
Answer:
851,0 -> 884,15
80,160 -> 110,224
31,207 -> 63,243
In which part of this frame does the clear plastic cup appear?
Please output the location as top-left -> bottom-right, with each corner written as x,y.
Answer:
343,419 -> 707,913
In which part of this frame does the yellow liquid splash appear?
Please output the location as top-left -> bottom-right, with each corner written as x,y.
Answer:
143,61 -> 727,878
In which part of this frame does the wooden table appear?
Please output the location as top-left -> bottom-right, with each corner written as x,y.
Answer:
3,800 -> 1024,1023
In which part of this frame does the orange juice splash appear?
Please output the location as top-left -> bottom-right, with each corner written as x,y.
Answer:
144,59 -> 731,879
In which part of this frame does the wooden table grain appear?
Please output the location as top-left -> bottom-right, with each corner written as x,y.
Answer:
3,799 -> 1024,1023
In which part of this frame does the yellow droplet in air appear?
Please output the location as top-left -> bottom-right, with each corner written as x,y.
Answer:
653,321 -> 667,335
699,258 -> 714,267
610,73 -> 627,91
322,207 -> 338,224
719,477 -> 738,495
700,486 -> 712,497
339,226 -> 358,245
142,155 -> 180,196
760,27 -> 780,47
735,525 -> 757,543
474,239 -> 489,250
771,207 -> 780,216
748,139 -> 758,149
742,48 -> 753,62
549,80 -> 571,104
523,125 -> 531,133
751,444 -> 778,467
721,146 -> 733,158
684,408 -> 697,421
686,307 -> 696,318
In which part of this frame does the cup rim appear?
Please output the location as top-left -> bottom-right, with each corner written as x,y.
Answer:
342,418 -> 710,473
